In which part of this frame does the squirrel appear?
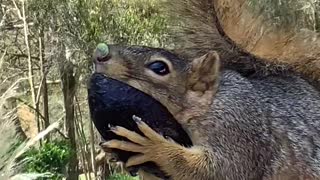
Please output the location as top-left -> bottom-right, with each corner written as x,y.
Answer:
93,0 -> 320,179
94,44 -> 320,180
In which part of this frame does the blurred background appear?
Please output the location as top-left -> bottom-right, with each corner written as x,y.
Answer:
0,0 -> 319,179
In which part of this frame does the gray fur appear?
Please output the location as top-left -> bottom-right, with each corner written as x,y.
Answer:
189,70 -> 320,179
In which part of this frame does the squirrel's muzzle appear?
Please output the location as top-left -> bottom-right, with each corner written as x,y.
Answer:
93,43 -> 111,63
93,43 -> 114,74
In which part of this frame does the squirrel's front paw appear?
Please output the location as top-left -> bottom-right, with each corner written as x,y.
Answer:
101,115 -> 175,168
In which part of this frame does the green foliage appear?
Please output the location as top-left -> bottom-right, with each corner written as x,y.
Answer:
107,173 -> 139,180
100,0 -> 169,47
22,139 -> 74,179
61,0 -> 170,50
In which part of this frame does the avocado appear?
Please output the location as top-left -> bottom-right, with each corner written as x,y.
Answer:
87,73 -> 192,179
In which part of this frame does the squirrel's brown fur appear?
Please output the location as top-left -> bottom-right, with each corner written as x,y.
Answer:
165,0 -> 320,84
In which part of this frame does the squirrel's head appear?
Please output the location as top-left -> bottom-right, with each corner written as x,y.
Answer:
92,43 -> 220,123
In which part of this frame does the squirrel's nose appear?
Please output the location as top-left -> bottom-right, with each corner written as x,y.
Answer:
93,43 -> 111,63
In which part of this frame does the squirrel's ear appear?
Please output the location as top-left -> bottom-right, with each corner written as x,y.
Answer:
187,51 -> 220,92
176,51 -> 220,122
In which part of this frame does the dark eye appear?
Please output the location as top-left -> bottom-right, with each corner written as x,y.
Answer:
147,61 -> 170,75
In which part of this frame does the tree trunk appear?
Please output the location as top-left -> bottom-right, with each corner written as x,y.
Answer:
60,60 -> 78,180
39,30 -> 50,141
42,76 -> 50,131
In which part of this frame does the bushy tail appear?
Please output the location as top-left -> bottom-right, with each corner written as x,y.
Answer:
165,0 -> 320,83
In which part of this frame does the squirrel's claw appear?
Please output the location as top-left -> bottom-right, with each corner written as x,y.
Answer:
101,140 -> 144,153
110,125 -> 150,146
132,115 -> 167,143
103,115 -> 177,167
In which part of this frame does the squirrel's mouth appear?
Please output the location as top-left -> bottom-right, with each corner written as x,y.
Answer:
87,72 -> 192,178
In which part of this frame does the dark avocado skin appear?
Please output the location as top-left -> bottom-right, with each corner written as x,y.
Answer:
87,73 -> 192,179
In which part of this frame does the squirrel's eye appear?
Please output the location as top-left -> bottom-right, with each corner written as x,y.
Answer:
147,61 -> 170,76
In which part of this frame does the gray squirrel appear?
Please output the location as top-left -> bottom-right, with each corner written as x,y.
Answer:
94,0 -> 320,179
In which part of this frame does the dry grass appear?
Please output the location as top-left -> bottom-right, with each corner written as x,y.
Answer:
0,79 -> 59,179
0,59 -> 59,179
0,78 -> 26,179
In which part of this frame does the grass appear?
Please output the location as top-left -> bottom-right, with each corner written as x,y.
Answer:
107,173 -> 139,180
